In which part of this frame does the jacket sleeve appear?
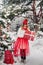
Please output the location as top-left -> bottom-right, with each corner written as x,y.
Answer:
17,27 -> 25,38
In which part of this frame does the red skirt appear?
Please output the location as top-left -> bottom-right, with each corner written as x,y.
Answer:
4,50 -> 14,64
13,37 -> 30,56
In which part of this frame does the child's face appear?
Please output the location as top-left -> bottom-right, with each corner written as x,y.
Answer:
23,24 -> 28,28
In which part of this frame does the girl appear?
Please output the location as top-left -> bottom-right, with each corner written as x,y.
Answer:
13,19 -> 35,63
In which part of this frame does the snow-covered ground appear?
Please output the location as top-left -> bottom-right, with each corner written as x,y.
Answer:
0,37 -> 43,65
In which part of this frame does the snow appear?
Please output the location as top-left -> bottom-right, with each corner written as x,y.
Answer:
0,1 -> 43,65
1,25 -> 43,65
0,36 -> 43,65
